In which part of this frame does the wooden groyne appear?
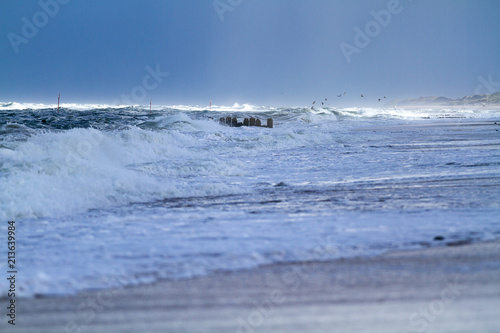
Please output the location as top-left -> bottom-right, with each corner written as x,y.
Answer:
219,117 -> 273,128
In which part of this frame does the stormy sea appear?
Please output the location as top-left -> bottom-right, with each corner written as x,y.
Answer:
1,102 -> 499,297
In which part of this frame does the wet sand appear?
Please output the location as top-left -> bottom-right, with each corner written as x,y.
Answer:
2,239 -> 499,333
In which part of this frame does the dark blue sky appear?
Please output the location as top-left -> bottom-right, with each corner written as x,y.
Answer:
1,0 -> 499,107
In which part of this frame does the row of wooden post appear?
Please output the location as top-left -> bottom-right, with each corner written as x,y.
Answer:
219,117 -> 273,128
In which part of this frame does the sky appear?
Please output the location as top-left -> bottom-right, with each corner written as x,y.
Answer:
1,0 -> 499,107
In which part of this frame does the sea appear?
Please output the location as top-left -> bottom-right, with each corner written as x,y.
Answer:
1,102 -> 499,297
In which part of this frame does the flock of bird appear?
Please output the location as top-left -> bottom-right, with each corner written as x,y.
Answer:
311,93 -> 387,109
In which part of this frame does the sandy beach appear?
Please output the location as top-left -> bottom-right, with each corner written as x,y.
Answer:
2,239 -> 499,333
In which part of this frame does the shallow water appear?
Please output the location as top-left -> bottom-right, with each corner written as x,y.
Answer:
1,104 -> 499,296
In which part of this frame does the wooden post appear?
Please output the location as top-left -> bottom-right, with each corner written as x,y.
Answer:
219,116 -> 273,128
267,118 -> 273,128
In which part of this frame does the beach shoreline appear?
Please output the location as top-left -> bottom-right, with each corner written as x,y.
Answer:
2,239 -> 499,333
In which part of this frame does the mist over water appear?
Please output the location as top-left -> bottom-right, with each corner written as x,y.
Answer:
1,103 -> 499,297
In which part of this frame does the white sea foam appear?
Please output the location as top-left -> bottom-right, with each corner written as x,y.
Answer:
0,125 -> 244,219
0,102 -> 114,111
0,113 -> 335,219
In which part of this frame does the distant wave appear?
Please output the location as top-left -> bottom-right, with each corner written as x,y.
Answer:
2,101 -> 499,119
0,101 -> 273,112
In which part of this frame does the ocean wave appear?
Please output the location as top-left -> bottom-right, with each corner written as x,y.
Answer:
0,110 -> 344,219
0,126 -> 243,219
2,101 -> 499,119
1,105 -> 499,219
1,104 -> 499,298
